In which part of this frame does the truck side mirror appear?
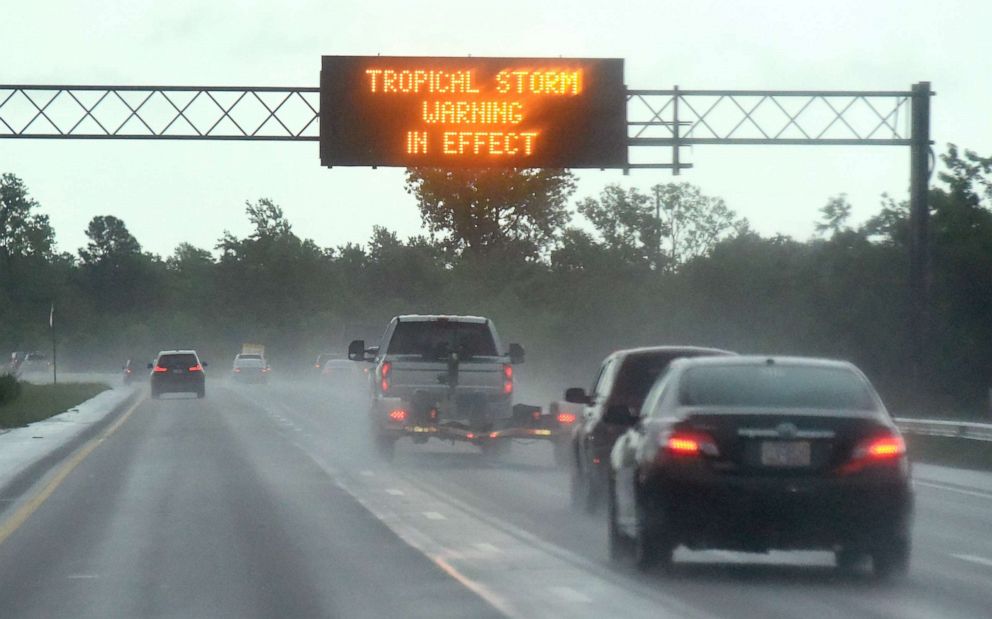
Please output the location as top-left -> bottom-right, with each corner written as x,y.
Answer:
508,343 -> 525,364
565,387 -> 589,404
348,339 -> 366,361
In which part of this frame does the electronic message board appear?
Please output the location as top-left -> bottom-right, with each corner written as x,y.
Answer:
320,56 -> 627,168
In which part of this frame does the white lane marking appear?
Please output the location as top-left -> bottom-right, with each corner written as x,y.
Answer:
915,480 -> 992,500
423,511 -> 447,520
549,586 -> 592,604
953,554 -> 992,568
385,488 -> 405,496
474,542 -> 501,553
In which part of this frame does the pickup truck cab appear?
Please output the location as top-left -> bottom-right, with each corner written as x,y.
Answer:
350,314 -> 524,458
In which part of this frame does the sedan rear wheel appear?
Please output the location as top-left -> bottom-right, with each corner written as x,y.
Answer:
633,500 -> 674,572
872,534 -> 910,580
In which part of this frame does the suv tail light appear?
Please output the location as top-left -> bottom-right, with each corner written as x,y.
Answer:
839,433 -> 906,474
502,363 -> 513,395
381,362 -> 392,392
661,430 -> 720,458
153,365 -> 168,373
188,364 -> 203,372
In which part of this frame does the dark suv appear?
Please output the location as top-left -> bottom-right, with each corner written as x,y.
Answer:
565,346 -> 735,513
149,350 -> 207,399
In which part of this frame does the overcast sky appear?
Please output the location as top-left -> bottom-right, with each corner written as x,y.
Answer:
2,0 -> 989,257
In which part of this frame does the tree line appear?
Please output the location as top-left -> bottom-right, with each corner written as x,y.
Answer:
1,145 -> 990,415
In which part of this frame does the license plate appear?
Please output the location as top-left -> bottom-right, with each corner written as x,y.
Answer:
171,369 -> 183,374
760,441 -> 811,467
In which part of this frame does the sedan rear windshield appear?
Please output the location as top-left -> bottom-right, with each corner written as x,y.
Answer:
388,321 -> 497,358
679,365 -> 875,411
158,354 -> 198,368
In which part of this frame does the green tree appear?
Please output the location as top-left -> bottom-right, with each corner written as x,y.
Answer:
576,185 -> 655,266
79,215 -> 143,266
815,194 -> 853,237
404,167 -> 576,258
0,173 -> 55,264
654,182 -> 747,270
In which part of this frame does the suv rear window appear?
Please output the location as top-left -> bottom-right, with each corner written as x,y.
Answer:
612,352 -> 719,405
157,353 -> 198,368
388,321 -> 498,358
238,354 -> 262,360
680,365 -> 875,411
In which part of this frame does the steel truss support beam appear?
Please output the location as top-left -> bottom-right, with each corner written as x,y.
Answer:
626,87 -> 916,172
0,85 -> 320,140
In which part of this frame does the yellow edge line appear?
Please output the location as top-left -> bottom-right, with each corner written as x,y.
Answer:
0,394 -> 145,546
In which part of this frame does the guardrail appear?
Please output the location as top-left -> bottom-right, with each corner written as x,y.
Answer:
894,417 -> 992,442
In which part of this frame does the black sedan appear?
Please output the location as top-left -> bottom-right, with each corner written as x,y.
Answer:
607,356 -> 913,579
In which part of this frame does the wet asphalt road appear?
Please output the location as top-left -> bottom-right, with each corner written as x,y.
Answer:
2,378 -> 992,618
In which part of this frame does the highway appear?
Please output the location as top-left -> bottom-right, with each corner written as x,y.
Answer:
2,379 -> 992,618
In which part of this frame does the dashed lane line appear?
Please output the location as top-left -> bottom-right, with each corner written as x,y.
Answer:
550,586 -> 592,604
952,554 -> 992,569
915,480 -> 992,501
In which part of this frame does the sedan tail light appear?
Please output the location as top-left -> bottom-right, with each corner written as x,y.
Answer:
839,433 -> 906,474
661,430 -> 720,458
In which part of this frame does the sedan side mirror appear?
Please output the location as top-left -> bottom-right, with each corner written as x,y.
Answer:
348,339 -> 366,361
603,404 -> 638,427
565,387 -> 589,404
508,343 -> 525,364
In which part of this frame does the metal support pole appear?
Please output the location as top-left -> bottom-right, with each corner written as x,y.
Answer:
908,81 -> 932,390
672,85 -> 681,176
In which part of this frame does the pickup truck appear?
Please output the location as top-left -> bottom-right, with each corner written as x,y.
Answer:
349,314 -> 526,459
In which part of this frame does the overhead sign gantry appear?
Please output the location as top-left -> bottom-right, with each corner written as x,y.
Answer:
0,70 -> 933,385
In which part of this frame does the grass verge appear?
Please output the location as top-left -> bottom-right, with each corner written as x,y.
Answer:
907,434 -> 992,472
0,382 -> 111,429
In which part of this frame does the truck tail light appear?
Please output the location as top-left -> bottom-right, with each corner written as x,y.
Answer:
557,412 -> 577,425
381,361 -> 392,392
503,363 -> 513,395
388,409 -> 406,422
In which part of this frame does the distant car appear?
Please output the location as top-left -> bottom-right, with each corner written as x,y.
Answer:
312,353 -> 338,376
122,359 -> 141,384
321,358 -> 366,388
19,352 -> 51,374
149,350 -> 207,399
565,346 -> 735,513
607,356 -> 913,578
232,353 -> 269,383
